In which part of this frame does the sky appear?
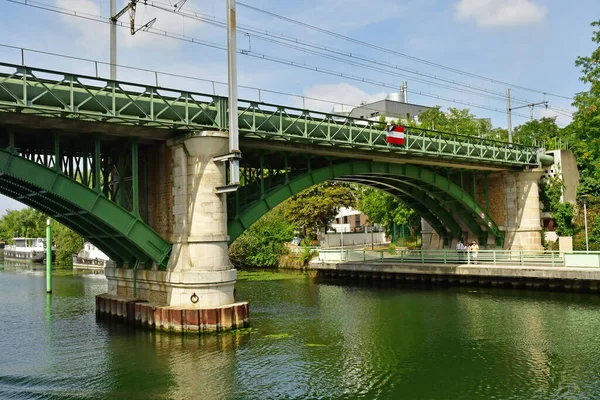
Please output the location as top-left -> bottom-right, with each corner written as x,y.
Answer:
0,0 -> 598,214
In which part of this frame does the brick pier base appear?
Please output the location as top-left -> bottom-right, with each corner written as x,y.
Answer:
96,294 -> 249,333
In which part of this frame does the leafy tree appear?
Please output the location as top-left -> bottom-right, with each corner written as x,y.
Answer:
554,203 -> 575,236
539,175 -> 565,212
513,117 -> 562,148
229,207 -> 296,268
285,182 -> 356,238
571,20 -> 600,179
357,187 -> 420,235
0,208 -> 83,266
577,177 -> 600,200
0,208 -> 46,240
52,222 -> 83,266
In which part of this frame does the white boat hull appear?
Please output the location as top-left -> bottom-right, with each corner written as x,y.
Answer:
4,249 -> 49,262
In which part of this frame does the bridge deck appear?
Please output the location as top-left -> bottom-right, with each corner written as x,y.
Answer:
0,63 -> 551,168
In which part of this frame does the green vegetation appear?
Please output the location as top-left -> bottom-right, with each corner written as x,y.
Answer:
357,187 -> 420,236
229,207 -> 296,268
0,208 -> 82,266
285,182 -> 356,239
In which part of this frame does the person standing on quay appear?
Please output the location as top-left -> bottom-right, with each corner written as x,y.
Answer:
471,240 -> 480,264
456,240 -> 464,262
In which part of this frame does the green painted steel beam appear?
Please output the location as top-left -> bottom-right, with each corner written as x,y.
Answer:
229,161 -> 503,244
0,148 -> 172,268
336,177 -> 451,243
338,175 -> 463,239
354,173 -> 484,239
0,63 -> 551,168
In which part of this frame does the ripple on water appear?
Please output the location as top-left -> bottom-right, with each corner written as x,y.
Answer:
3,269 -> 600,399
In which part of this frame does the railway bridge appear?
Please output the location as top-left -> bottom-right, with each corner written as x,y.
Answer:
0,63 -> 564,331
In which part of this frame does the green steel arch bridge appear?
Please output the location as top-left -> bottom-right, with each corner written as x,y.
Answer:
0,62 -> 553,269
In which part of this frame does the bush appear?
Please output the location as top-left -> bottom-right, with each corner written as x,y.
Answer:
229,208 -> 296,268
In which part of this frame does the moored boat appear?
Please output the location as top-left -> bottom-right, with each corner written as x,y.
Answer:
73,242 -> 110,274
4,237 -> 55,263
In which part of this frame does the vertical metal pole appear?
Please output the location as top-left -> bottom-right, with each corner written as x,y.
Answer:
94,137 -> 101,193
131,138 -> 139,217
110,0 -> 117,80
506,88 -> 513,144
584,199 -> 589,253
46,219 -> 52,294
118,149 -> 125,207
227,0 -> 241,185
371,227 -> 374,250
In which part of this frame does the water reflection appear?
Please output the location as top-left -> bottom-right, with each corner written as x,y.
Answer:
96,318 -> 249,399
3,267 -> 600,399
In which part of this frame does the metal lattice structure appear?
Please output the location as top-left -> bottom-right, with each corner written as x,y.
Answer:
228,159 -> 504,247
0,63 -> 552,168
0,129 -> 171,268
0,62 -> 555,256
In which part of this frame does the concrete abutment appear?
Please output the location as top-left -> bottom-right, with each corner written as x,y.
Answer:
98,131 -> 249,332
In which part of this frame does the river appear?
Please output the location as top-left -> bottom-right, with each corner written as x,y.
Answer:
1,263 -> 600,399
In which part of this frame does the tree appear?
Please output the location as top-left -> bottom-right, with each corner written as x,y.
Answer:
229,207 -> 296,268
571,20 -> 600,179
52,222 -> 83,266
539,175 -> 565,212
285,182 -> 356,238
0,208 -> 46,240
513,117 -> 562,148
357,187 -> 420,236
0,208 -> 83,266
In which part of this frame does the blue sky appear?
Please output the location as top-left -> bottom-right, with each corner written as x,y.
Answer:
0,0 -> 598,214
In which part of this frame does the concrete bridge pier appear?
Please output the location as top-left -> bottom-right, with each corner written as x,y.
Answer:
504,168 -> 545,251
97,131 -> 249,333
420,169 -> 546,251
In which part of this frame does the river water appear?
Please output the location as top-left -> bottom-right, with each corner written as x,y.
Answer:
1,264 -> 600,399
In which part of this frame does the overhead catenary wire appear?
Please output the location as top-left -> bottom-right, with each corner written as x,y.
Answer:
236,1 -> 575,102
4,0 -> 553,121
144,1 -> 524,105
146,0 -> 557,108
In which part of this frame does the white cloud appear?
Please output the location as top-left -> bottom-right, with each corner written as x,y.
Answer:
454,0 -> 547,28
298,83 -> 387,113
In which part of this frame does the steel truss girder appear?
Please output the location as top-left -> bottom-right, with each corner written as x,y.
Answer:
336,175 -> 463,240
349,173 -> 485,240
229,161 -> 503,245
335,177 -> 452,244
0,63 -> 546,168
0,148 -> 171,268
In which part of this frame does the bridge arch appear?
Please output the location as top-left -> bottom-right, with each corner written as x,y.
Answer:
228,161 -> 503,246
0,148 -> 171,268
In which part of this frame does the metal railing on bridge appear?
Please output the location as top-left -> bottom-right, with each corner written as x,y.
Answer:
316,249 -> 600,268
0,45 -> 551,168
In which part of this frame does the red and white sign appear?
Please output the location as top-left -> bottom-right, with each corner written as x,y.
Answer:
386,125 -> 405,145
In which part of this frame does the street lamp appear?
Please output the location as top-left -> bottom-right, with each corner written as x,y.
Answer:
582,195 -> 589,252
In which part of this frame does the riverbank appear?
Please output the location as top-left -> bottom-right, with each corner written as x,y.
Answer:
312,261 -> 600,292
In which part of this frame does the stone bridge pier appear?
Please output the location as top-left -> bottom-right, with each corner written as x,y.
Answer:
422,168 -> 546,251
97,131 -> 249,333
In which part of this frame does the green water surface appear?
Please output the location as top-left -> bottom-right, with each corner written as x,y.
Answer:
1,263 -> 600,399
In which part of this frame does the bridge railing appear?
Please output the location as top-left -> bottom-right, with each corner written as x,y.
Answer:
316,249 -> 591,268
0,47 -> 548,166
